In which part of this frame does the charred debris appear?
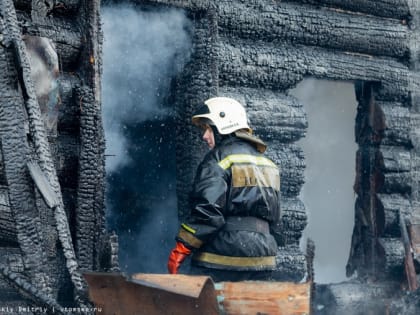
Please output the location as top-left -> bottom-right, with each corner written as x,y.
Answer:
0,0 -> 420,314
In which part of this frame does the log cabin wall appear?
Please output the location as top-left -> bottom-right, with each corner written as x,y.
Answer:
135,0 -> 420,284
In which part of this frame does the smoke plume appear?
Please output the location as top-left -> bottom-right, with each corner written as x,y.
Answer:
101,5 -> 192,273
291,78 -> 357,284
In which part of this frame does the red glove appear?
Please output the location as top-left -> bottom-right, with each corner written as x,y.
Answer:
167,242 -> 192,274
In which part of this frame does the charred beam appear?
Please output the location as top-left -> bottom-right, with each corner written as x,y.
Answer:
57,74 -> 81,133
14,0 -> 81,14
267,143 -> 305,198
313,281 -> 400,315
174,12 -> 219,219
381,145 -> 411,173
218,0 -> 409,58
219,87 -> 307,142
280,198 -> 307,245
273,244 -> 307,282
378,237 -> 405,279
289,0 -> 410,20
0,264 -> 66,315
129,0 -> 210,10
0,188 -> 18,245
16,11 -> 82,70
74,86 -> 105,271
381,102 -> 414,147
218,38 -> 411,96
379,193 -> 412,236
2,0 -> 86,300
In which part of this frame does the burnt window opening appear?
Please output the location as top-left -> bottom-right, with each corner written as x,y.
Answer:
101,4 -> 192,273
291,78 -> 357,284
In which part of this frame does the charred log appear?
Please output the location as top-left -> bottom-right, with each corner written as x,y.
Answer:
289,0 -> 411,20
74,86 -> 105,272
379,193 -> 412,237
313,281 -> 400,315
273,244 -> 307,282
0,187 -> 18,246
219,87 -> 308,142
16,12 -> 82,71
217,0 -> 409,58
14,0 -> 81,15
218,38 -> 411,96
174,11 -> 219,219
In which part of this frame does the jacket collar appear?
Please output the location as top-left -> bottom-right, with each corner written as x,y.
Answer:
218,131 -> 267,153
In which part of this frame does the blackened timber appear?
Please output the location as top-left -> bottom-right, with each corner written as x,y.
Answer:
74,86 -> 103,271
313,282 -> 400,315
56,134 -> 79,189
0,95 -> 54,296
379,146 -> 412,194
218,38 -> 410,96
218,0 -> 409,58
381,145 -> 411,173
272,244 -> 307,282
267,143 -> 305,198
289,0 -> 410,20
2,0 -> 86,301
0,264 -> 66,315
377,237 -> 404,279
74,0 -> 106,272
57,74 -> 81,133
280,197 -> 307,245
381,102 -> 414,147
174,13 -> 219,219
16,11 -> 82,70
131,0 -> 210,10
14,0 -> 81,14
378,193 -> 412,236
219,86 -> 307,142
0,188 -> 17,245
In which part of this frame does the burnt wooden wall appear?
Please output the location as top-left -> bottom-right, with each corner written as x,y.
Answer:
0,0 -> 109,312
0,0 -> 419,313
138,0 -> 420,313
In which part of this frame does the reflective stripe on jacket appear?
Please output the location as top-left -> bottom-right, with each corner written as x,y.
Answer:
176,133 -> 281,271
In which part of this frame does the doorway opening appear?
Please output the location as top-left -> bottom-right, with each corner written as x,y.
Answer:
101,4 -> 192,273
291,78 -> 357,283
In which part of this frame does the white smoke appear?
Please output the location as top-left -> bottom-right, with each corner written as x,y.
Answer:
24,35 -> 60,133
291,78 -> 357,284
101,5 -> 192,274
102,6 -> 192,172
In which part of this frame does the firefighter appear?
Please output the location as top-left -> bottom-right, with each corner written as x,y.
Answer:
167,97 -> 282,281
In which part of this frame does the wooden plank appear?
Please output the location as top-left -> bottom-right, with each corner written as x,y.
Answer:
84,273 -> 219,315
131,273 -> 213,298
27,160 -> 59,208
215,281 -> 311,315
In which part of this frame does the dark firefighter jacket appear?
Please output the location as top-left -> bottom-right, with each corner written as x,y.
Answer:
176,131 -> 281,271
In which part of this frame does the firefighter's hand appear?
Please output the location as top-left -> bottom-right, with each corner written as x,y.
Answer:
167,242 -> 192,274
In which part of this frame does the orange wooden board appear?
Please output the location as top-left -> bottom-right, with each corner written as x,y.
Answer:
215,281 -> 311,315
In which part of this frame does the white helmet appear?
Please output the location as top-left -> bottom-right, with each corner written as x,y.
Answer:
192,97 -> 251,135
